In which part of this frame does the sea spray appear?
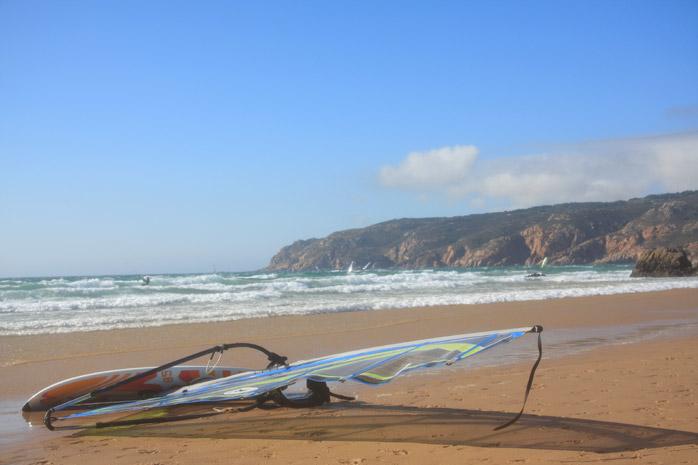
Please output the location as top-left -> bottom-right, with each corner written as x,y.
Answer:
2,265 -> 698,335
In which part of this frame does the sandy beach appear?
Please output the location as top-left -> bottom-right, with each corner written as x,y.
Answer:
2,288 -> 698,464
5,1 -> 697,463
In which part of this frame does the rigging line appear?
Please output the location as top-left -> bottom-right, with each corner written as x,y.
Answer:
493,325 -> 543,431
205,350 -> 224,376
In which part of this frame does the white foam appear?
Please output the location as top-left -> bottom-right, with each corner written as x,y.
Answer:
2,268 -> 698,335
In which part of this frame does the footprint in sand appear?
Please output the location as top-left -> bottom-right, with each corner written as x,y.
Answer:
138,449 -> 159,454
338,458 -> 366,464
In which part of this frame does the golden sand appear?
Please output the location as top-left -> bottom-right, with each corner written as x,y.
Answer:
1,289 -> 697,464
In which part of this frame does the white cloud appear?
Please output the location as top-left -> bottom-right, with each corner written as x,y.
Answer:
647,133 -> 698,191
379,132 -> 698,208
379,145 -> 478,189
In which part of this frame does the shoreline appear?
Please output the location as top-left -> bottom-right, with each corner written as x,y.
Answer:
1,288 -> 698,463
4,265 -> 698,337
3,288 -> 698,369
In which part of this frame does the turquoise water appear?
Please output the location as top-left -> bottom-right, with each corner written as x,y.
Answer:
2,265 -> 698,335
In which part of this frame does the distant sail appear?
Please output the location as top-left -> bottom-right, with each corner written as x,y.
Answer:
347,261 -> 354,273
540,257 -> 548,268
362,262 -> 371,270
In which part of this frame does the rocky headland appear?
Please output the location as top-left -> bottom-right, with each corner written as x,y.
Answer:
267,191 -> 698,271
631,247 -> 697,277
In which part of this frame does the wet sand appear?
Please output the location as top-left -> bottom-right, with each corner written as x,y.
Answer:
1,288 -> 698,464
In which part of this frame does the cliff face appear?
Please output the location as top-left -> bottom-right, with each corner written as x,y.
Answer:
631,247 -> 697,277
267,191 -> 698,271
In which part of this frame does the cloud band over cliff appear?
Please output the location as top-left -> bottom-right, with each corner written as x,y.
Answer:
379,131 -> 698,208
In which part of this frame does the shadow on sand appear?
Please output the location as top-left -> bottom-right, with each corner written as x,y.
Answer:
76,402 -> 698,453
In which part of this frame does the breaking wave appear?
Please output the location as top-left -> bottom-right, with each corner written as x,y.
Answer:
1,266 -> 697,335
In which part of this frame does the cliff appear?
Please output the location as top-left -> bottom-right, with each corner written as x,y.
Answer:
267,191 -> 698,271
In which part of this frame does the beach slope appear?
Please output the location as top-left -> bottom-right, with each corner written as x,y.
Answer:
2,289 -> 697,464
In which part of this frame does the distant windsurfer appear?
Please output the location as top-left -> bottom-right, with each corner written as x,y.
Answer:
141,276 -> 151,285
526,257 -> 548,278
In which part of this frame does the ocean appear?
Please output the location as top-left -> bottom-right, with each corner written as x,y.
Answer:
2,265 -> 698,336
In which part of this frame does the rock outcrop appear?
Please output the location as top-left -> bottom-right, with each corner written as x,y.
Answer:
630,247 -> 697,277
267,191 -> 698,271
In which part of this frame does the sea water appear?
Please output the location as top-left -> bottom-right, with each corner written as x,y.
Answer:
2,265 -> 698,336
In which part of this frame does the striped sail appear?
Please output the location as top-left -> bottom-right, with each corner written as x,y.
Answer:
64,327 -> 534,421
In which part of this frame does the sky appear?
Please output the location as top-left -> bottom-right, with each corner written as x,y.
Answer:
1,0 -> 697,277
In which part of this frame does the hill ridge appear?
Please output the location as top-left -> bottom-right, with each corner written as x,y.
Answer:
267,191 -> 698,271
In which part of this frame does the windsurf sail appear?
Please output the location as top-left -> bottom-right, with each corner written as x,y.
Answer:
43,326 -> 543,431
540,257 -> 548,268
347,261 -> 354,273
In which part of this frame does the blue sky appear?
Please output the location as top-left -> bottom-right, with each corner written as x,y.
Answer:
1,0 -> 697,276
